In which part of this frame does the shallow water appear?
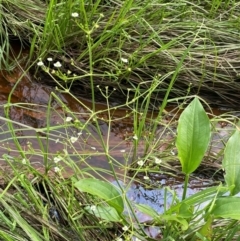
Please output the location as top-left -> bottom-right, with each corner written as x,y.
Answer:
111,177 -> 216,238
1,64 -> 161,180
0,55 -> 238,173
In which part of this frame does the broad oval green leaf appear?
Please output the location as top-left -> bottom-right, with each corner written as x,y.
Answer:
85,205 -> 122,222
176,97 -> 211,174
223,129 -> 240,195
211,197 -> 240,220
74,178 -> 124,214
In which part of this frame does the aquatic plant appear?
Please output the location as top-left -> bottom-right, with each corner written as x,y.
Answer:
176,97 -> 211,200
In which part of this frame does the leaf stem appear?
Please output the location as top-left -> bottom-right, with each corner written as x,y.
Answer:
182,174 -> 190,200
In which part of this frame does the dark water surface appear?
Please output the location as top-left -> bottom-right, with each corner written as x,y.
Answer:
0,68 -> 236,172
0,68 -> 144,175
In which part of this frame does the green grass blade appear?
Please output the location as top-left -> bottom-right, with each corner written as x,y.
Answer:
1,200 -> 43,241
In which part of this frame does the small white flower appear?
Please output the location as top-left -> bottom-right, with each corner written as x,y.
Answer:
121,57 -> 128,63
155,158 -> 162,164
116,238 -> 123,241
133,135 -> 138,140
70,136 -> 78,143
137,160 -> 144,166
71,12 -> 79,18
90,205 -> 96,211
122,226 -> 128,231
37,61 -> 44,66
55,138 -> 59,143
65,117 -> 73,122
54,156 -> 61,163
91,147 -> 96,150
54,166 -> 60,172
53,61 -> 62,68
22,158 -> 27,164
144,176 -> 149,180
77,132 -> 82,136
47,57 -> 53,61
120,149 -> 125,153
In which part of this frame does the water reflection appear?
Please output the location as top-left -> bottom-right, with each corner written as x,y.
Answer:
0,55 -> 239,181
0,68 -> 149,178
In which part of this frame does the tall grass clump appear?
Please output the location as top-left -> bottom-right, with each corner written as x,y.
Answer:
0,0 -> 45,70
30,0 -> 240,108
2,0 -> 240,107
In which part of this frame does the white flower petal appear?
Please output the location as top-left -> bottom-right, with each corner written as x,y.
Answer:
137,160 -> 144,166
37,61 -> 44,66
54,156 -> 61,163
116,238 -> 123,241
71,12 -> 79,18
122,226 -> 128,231
53,61 -> 62,68
90,205 -> 96,211
66,117 -> 73,122
121,57 -> 128,63
54,167 -> 60,172
155,158 -> 162,164
70,136 -> 78,143
133,135 -> 138,140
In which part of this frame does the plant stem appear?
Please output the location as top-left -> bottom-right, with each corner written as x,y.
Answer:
182,174 -> 190,200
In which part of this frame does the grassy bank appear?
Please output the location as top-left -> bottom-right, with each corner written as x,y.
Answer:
1,0 -> 240,240
1,0 -> 240,107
